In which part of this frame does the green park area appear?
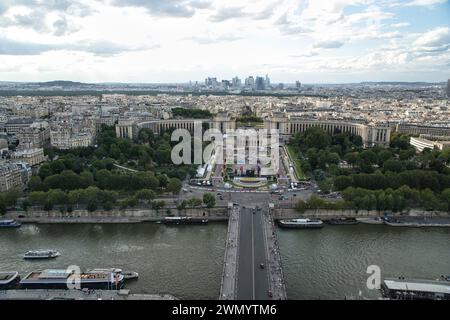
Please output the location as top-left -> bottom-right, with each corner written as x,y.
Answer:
0,124 -> 214,214
286,145 -> 306,180
288,127 -> 450,213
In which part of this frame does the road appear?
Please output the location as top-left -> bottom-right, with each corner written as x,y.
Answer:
236,206 -> 270,300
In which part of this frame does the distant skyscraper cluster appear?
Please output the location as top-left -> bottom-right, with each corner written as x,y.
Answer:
204,74 -> 273,91
447,79 -> 450,98
199,75 -> 306,93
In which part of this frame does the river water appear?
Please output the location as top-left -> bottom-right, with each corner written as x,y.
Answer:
0,223 -> 449,299
278,224 -> 450,299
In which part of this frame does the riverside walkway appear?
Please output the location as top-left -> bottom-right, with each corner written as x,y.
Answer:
219,201 -> 287,300
0,289 -> 176,300
219,205 -> 240,299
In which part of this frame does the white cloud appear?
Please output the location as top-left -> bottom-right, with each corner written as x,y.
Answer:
413,27 -> 450,47
390,22 -> 410,28
313,40 -> 344,49
187,33 -> 244,44
0,0 -> 448,82
404,0 -> 447,7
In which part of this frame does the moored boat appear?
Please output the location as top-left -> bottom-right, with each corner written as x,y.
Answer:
163,217 -> 208,225
327,217 -> 358,225
19,268 -> 124,290
0,219 -> 21,228
23,249 -> 60,259
381,277 -> 450,300
122,271 -> 139,280
86,268 -> 122,274
277,218 -> 324,229
356,217 -> 385,225
86,268 -> 138,281
0,271 -> 21,290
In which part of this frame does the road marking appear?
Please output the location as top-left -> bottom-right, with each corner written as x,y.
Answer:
251,210 -> 255,300
261,211 -> 271,298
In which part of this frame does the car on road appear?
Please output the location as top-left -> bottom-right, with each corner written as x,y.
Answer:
259,263 -> 265,269
217,192 -> 222,196
233,203 -> 239,207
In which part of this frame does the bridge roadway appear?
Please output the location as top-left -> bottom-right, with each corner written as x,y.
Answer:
236,206 -> 270,299
219,192 -> 287,300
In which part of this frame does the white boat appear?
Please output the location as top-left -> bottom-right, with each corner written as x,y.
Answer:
23,249 -> 60,259
86,268 -> 138,281
122,271 -> 139,280
0,271 -> 21,289
86,268 -> 123,274
0,219 -> 21,228
357,217 -> 385,225
278,218 -> 324,229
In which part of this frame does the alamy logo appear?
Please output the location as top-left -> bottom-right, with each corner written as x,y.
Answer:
66,265 -> 81,290
366,265 -> 381,290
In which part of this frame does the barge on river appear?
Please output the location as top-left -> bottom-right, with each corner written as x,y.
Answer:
381,277 -> 450,300
0,272 -> 21,290
162,217 -> 208,225
20,269 -> 124,290
278,218 -> 324,229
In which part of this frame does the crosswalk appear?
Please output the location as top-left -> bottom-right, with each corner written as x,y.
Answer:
188,186 -> 269,193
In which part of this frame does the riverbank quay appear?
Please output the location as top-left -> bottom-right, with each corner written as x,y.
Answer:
274,208 -> 450,219
0,289 -> 177,300
3,207 -> 229,224
384,216 -> 450,227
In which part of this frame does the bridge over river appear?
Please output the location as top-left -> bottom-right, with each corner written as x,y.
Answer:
219,198 -> 287,300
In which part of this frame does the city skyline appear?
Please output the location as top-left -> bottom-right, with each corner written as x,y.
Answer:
0,0 -> 449,83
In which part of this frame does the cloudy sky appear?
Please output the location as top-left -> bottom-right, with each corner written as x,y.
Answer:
0,0 -> 449,83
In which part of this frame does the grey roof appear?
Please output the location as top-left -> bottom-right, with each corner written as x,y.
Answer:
6,118 -> 35,125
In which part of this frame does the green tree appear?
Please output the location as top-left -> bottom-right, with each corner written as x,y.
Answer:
383,159 -> 404,173
4,188 -> 20,207
360,150 -> 377,166
187,197 -> 202,207
441,188 -> 450,211
152,200 -> 165,210
167,178 -> 182,194
344,152 -> 360,167
318,179 -> 333,194
0,195 -> 6,215
303,127 -> 331,150
87,199 -> 98,212
47,189 -> 67,207
49,160 -> 66,174
177,200 -> 188,210
28,191 -> 47,206
135,189 -> 156,202
203,193 -> 216,208
38,163 -> 53,179
29,176 -> 44,191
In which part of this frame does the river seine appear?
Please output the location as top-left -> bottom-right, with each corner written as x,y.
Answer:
1,223 -> 449,299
